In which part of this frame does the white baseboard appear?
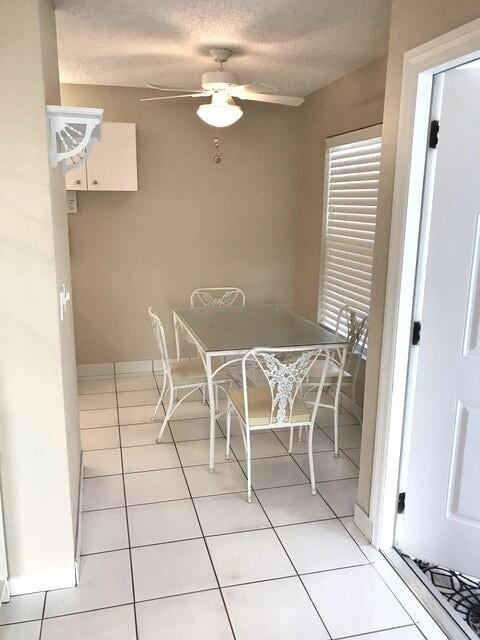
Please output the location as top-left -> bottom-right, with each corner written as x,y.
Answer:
354,503 -> 373,541
0,579 -> 9,604
76,362 -> 114,377
75,458 -> 84,586
9,566 -> 76,595
115,360 -> 153,375
340,392 -> 363,421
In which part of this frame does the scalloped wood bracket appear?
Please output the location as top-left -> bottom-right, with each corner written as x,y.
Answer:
46,105 -> 104,173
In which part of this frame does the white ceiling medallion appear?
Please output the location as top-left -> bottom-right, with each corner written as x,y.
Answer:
46,105 -> 104,173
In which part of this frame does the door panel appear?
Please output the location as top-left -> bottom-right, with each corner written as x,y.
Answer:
446,402 -> 480,528
397,68 -> 480,577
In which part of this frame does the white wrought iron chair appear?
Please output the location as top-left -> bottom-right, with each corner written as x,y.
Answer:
296,305 -> 368,456
148,307 -> 231,443
190,287 -> 246,308
224,346 -> 331,502
189,287 -> 247,392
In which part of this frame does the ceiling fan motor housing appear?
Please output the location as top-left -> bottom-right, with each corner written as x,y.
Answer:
202,71 -> 239,91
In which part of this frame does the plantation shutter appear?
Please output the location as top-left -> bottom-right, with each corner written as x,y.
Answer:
319,126 -> 382,340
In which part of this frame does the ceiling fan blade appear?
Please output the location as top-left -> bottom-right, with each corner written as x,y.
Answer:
146,83 -> 204,93
140,92 -> 211,102
232,82 -> 279,95
232,90 -> 305,107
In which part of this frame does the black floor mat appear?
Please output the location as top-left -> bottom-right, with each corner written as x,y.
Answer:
415,560 -> 480,636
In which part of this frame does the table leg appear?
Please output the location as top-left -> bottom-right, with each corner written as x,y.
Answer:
174,317 -> 181,362
333,346 -> 348,458
206,353 -> 216,473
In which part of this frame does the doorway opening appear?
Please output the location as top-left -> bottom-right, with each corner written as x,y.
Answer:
369,18 -> 480,640
394,61 -> 480,639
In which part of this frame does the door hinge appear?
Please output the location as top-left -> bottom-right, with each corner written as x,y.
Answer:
412,321 -> 421,346
429,120 -> 439,149
397,492 -> 406,514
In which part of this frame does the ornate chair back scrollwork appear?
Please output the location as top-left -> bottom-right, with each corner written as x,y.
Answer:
225,345 -> 331,502
190,287 -> 246,308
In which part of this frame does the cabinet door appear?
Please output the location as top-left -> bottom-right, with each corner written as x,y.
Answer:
86,122 -> 138,191
64,162 -> 87,190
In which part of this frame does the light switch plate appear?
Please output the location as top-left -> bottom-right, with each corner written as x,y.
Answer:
66,190 -> 78,214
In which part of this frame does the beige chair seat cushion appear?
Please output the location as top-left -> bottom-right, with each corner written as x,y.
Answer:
228,386 -> 311,427
171,358 -> 231,386
171,359 -> 208,386
307,359 -> 352,384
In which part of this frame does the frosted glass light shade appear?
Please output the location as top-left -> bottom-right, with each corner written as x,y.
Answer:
196,95 -> 243,128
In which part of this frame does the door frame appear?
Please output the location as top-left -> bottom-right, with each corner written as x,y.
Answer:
370,17 -> 480,551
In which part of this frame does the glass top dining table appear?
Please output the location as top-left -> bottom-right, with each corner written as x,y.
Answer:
171,305 -> 349,470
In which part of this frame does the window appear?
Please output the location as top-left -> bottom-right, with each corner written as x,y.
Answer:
319,125 -> 382,340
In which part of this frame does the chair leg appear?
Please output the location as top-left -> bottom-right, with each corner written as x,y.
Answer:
151,395 -> 163,422
333,388 -> 340,458
288,425 -> 294,453
151,373 -> 167,422
246,430 -> 252,503
225,401 -> 231,460
201,384 -> 207,405
156,387 -> 174,443
308,423 -> 317,495
297,425 -> 303,442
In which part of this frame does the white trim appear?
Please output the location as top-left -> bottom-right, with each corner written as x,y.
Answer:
9,566 -> 76,595
325,123 -> 382,148
0,579 -> 9,604
114,360 -> 153,375
76,362 -> 114,377
74,458 -> 84,585
353,502 -> 373,540
370,18 -> 480,551
339,390 -> 363,421
384,549 -> 465,640
342,518 -> 448,639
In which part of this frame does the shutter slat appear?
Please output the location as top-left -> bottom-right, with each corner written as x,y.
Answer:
320,133 -> 381,348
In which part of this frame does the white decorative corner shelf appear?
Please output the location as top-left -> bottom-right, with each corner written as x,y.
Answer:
46,106 -> 104,173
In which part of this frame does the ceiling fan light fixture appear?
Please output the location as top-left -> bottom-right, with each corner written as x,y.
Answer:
196,94 -> 243,128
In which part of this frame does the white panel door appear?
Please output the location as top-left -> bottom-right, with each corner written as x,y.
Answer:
64,162 -> 87,190
86,122 -> 137,191
397,69 -> 480,577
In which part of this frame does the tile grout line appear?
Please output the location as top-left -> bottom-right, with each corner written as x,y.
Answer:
156,383 -> 238,640
37,590 -> 47,639
219,417 -> 335,639
114,374 -> 140,640
79,510 -> 361,560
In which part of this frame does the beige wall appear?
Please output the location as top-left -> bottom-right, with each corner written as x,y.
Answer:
358,0 -> 480,514
293,57 -> 387,320
0,0 -> 80,590
61,84 -> 301,364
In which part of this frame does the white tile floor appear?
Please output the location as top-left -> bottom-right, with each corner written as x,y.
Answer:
0,372 -> 427,640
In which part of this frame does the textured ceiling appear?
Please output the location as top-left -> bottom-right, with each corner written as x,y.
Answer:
54,0 -> 391,97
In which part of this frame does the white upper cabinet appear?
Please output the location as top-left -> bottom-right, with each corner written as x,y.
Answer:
65,122 -> 138,192
65,162 -> 87,191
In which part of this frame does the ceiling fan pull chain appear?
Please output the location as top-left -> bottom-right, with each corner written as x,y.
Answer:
213,132 -> 221,164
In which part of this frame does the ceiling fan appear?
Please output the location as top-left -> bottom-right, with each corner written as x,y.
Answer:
141,48 -> 305,128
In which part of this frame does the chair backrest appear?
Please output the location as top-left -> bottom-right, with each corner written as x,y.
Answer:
241,346 -> 330,428
335,305 -> 368,355
190,287 -> 246,308
335,305 -> 368,378
148,307 -> 173,385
